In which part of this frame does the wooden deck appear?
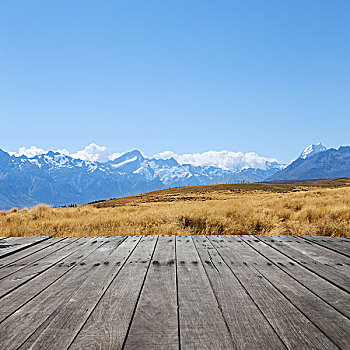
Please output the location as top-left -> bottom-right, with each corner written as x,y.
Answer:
0,235 -> 349,349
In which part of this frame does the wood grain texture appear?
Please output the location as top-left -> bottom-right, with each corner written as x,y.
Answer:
69,236 -> 157,350
0,237 -> 85,298
123,235 -> 179,350
257,235 -> 350,292
0,236 -> 51,259
0,235 -> 348,350
20,236 -> 130,350
268,235 -> 350,276
301,235 -> 350,257
0,238 -> 113,349
193,235 -> 285,350
0,238 -> 104,323
245,236 -> 350,318
0,237 -> 66,268
209,236 -> 338,350
176,236 -> 235,350
236,236 -> 350,349
0,237 -> 77,279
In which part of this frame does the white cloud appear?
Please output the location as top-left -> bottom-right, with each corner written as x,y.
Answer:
70,144 -> 110,162
10,145 -> 282,170
152,150 -> 281,171
10,144 -> 124,162
12,146 -> 47,158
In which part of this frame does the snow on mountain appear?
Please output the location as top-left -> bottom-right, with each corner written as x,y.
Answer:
269,146 -> 350,181
11,144 -> 284,171
153,150 -> 283,171
0,147 -> 285,209
299,143 -> 327,159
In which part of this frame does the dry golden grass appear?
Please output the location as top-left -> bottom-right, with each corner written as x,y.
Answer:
1,180 -> 350,237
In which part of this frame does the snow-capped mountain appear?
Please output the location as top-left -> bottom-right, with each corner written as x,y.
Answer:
0,148 -> 284,209
299,143 -> 327,159
268,145 -> 350,181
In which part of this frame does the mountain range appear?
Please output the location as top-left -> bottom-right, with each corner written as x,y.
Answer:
0,143 -> 349,210
268,145 -> 350,181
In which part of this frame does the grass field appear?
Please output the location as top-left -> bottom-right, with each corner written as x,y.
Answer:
1,178 -> 350,238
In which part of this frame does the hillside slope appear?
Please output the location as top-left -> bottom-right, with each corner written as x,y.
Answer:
0,148 -> 283,209
0,179 -> 38,210
1,179 -> 349,238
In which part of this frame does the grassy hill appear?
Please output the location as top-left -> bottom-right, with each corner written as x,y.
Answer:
90,177 -> 350,208
1,178 -> 350,238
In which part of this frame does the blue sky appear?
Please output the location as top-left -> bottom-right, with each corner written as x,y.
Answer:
0,0 -> 349,163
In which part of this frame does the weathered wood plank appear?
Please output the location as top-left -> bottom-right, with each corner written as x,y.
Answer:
301,235 -> 350,258
302,235 -> 349,242
176,236 -> 235,349
257,236 -> 350,292
19,236 -> 134,350
0,237 -> 127,350
209,236 -> 338,350
192,236 -> 285,350
236,236 -> 350,349
0,237 -> 66,269
0,236 -> 51,259
0,237 -> 78,279
0,237 -> 105,323
123,235 -> 178,350
0,235 -> 348,350
267,235 -> 350,276
241,236 -> 350,319
69,236 -> 157,350
0,237 -> 87,298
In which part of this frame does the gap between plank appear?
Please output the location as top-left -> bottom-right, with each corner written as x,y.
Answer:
242,237 -> 350,320
0,238 -> 113,325
191,236 -> 235,348
255,236 -> 350,294
300,236 -> 350,258
175,235 -> 181,350
120,236 -> 159,350
66,236 -> 143,350
0,237 -> 52,259
238,238 -> 342,348
207,236 -> 289,350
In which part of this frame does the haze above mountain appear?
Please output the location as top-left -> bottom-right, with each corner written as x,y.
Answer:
1,142 -> 349,210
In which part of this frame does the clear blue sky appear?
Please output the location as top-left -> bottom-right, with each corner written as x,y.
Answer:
0,0 -> 349,162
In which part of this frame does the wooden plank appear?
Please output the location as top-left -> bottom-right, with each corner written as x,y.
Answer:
208,236 -> 338,350
192,236 -> 285,350
301,235 -> 350,258
302,235 -> 349,242
241,236 -> 350,319
123,235 -> 178,350
236,236 -> 350,349
0,237 -> 106,323
0,237 -> 128,350
0,237 -> 67,268
68,235 -> 157,350
0,236 -> 51,259
19,236 -> 135,350
278,236 -> 350,275
0,237 -> 19,245
0,237 -> 87,298
257,236 -> 350,293
0,237 -> 78,279
175,236 -> 235,349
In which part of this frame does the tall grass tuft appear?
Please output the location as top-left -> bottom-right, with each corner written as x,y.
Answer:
0,186 -> 349,237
